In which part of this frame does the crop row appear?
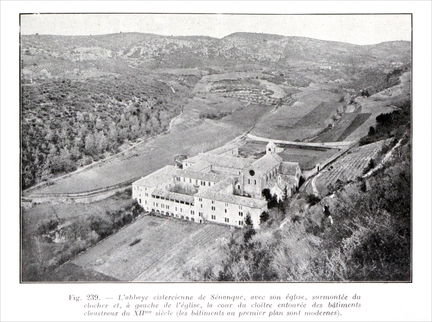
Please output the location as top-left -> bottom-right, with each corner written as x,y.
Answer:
316,140 -> 385,191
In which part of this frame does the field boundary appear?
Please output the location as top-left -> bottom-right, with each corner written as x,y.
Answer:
246,134 -> 355,149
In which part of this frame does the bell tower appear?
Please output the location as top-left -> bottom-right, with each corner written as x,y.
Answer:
266,141 -> 276,155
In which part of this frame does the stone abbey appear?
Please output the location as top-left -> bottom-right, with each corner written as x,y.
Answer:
132,142 -> 301,228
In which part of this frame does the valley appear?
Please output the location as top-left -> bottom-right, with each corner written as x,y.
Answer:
20,31 -> 411,282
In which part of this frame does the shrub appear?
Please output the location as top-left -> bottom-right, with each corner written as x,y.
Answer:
306,194 -> 321,206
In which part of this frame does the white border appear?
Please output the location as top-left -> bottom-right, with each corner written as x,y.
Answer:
1,2 -> 431,321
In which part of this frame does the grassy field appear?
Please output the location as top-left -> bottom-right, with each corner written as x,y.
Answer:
70,215 -> 231,281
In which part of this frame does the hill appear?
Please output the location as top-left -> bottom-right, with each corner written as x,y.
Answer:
20,31 -> 411,282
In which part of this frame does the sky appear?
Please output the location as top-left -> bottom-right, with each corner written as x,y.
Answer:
20,14 -> 412,45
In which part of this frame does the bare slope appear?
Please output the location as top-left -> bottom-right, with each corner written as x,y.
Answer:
71,216 -> 230,281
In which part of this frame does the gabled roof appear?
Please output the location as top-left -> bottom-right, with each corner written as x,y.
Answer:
250,153 -> 282,174
207,144 -> 238,155
279,161 -> 300,176
176,169 -> 228,183
132,165 -> 176,188
184,153 -> 254,170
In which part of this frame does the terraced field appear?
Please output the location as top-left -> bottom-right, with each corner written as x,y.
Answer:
70,215 -> 231,281
315,140 -> 388,194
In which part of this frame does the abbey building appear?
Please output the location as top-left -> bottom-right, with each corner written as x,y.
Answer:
132,142 -> 301,229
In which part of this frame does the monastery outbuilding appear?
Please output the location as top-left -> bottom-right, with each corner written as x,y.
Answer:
132,142 -> 302,229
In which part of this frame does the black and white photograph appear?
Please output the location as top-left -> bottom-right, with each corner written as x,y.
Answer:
19,13 -> 413,283
1,2 -> 431,321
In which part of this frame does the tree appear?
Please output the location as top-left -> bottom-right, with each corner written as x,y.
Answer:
84,133 -> 96,155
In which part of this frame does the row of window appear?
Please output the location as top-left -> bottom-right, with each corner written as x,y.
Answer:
197,198 -> 243,210
153,202 -> 199,215
176,176 -> 214,187
144,200 -> 245,226
152,195 -> 192,206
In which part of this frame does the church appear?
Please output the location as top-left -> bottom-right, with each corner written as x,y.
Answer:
132,141 -> 302,229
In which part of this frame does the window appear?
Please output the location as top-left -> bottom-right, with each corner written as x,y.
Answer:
211,200 -> 214,204
175,207 -> 177,211
199,198 -> 202,202
224,209 -> 227,213
199,212 -> 203,217
239,221 -> 244,226
139,199 -> 142,204
145,200 -> 147,205
189,178 -> 192,183
211,214 -> 216,220
191,210 -> 194,215
239,205 -> 243,210
145,193 -> 148,197
254,180 -> 256,185
180,208 -> 183,213
248,179 -> 250,184
237,185 -> 240,189
239,211 -> 243,217
211,206 -> 216,211
225,203 -> 229,207
166,205 -> 169,210
225,218 -> 230,223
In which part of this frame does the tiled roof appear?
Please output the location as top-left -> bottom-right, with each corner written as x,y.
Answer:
186,160 -> 212,172
184,153 -> 254,170
207,144 -> 238,155
176,169 -> 228,182
251,153 -> 282,173
151,188 -> 195,204
132,165 -> 176,188
279,161 -> 300,176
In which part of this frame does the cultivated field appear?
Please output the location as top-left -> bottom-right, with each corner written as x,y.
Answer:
314,140 -> 388,194
70,215 -> 231,281
251,86 -> 342,141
